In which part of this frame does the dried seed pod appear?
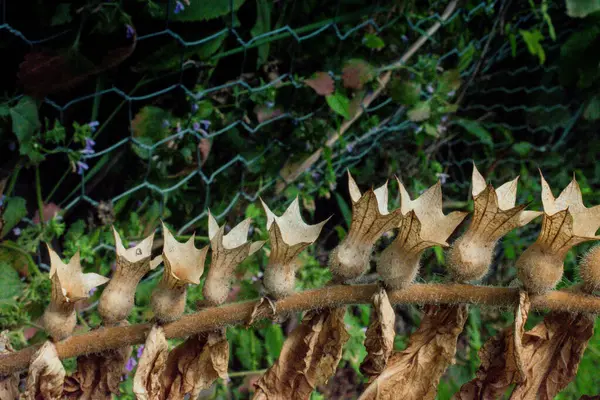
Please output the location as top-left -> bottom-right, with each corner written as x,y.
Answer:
41,245 -> 109,340
0,331 -> 19,399
579,245 -> 600,294
329,172 -> 402,283
261,197 -> 328,299
517,172 -> 600,294
99,227 -> 157,325
151,223 -> 208,323
447,164 -> 540,282
203,212 -> 265,306
377,179 -> 467,290
22,341 -> 66,400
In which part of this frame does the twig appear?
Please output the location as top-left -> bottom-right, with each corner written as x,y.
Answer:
1,283 -> 599,375
275,0 -> 459,193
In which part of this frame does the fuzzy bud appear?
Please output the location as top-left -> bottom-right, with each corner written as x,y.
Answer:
579,245 -> 600,294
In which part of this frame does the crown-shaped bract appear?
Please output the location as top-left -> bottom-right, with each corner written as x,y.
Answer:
261,197 -> 328,299
113,226 -> 155,264
447,164 -> 541,282
329,172 -> 403,283
377,179 -> 467,289
517,172 -> 600,294
204,211 -> 265,306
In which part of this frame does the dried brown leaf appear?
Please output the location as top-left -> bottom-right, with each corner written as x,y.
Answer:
305,72 -> 334,96
0,332 -> 19,400
454,292 -> 530,400
253,307 -> 350,400
360,287 -> 395,380
22,341 -> 65,400
342,59 -> 375,90
359,304 -> 468,400
162,329 -> 229,400
134,325 -> 169,400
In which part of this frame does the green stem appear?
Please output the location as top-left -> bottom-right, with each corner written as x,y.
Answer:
0,242 -> 41,278
35,167 -> 45,227
5,164 -> 21,197
91,75 -> 104,123
228,369 -> 267,378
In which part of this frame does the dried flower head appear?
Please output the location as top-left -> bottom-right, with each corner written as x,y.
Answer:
447,164 -> 541,282
99,227 -> 157,325
151,223 -> 208,322
41,245 -> 109,340
261,197 -> 328,299
329,172 -> 403,283
203,212 -> 264,306
517,172 -> 600,294
377,179 -> 467,289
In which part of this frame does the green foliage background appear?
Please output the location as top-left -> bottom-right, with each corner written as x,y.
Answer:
1,0 -> 600,398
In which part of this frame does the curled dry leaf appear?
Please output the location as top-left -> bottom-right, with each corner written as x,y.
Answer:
204,212 -> 264,305
253,307 -> 350,400
261,198 -> 328,299
360,287 -> 395,380
359,304 -> 468,400
517,172 -> 600,294
447,164 -> 540,282
134,325 -> 169,400
330,172 -> 403,283
64,321 -> 132,399
377,179 -> 466,289
151,223 -> 208,322
0,331 -> 19,400
305,72 -> 334,96
41,245 -> 109,340
455,292 -> 530,399
22,341 -> 65,400
99,228 -> 156,324
161,329 -> 229,400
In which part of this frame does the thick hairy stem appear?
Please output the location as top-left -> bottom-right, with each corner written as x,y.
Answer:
2,283 -> 600,375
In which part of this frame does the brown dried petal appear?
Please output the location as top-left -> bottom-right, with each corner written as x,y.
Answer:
359,304 -> 468,400
305,72 -> 334,96
360,287 -> 395,379
254,307 -> 350,400
134,325 -> 169,400
162,329 -> 229,400
454,292 -> 530,399
23,341 -> 65,400
0,332 -> 19,400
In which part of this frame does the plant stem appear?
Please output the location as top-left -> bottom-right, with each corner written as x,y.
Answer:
1,283 -> 600,375
0,243 -> 41,277
228,369 -> 267,378
35,167 -> 45,227
5,163 -> 21,197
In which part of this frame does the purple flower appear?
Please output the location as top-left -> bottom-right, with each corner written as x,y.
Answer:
311,171 -> 321,180
136,200 -> 143,208
192,103 -> 199,113
89,287 -> 97,296
0,195 -> 5,206
426,85 -> 434,94
199,120 -> 211,130
447,90 -> 456,97
265,101 -> 275,109
174,1 -> 185,14
297,182 -> 305,189
193,122 -> 201,132
441,115 -> 449,123
8,142 -> 16,152
129,241 -> 137,248
77,161 -> 89,175
436,172 -> 450,185
81,137 -> 96,155
346,143 -> 354,152
176,122 -> 182,133
125,357 -> 137,372
88,121 -> 100,132
137,345 -> 145,359
126,24 -> 135,39
401,35 -> 409,43
162,119 -> 170,128
12,227 -> 21,236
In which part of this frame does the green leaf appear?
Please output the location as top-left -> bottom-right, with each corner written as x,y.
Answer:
235,329 -> 263,370
1,197 -> 27,238
326,92 -> 351,119
513,142 -> 533,156
264,323 -> 284,363
458,43 -> 475,71
389,80 -> 421,106
566,0 -> 600,18
0,262 -> 24,302
584,95 -> 600,120
10,96 -> 41,160
159,0 -> 246,22
362,33 -> 385,50
251,0 -> 271,68
334,192 -> 352,229
455,119 -> 493,146
424,123 -> 438,137
51,3 -> 72,26
407,102 -> 431,122
520,29 -> 546,64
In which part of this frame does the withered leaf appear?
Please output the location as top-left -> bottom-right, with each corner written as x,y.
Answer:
454,292 -> 530,399
359,304 -> 468,400
0,332 -> 19,400
162,328 -> 229,400
305,72 -> 335,96
342,59 -> 375,90
22,341 -> 66,400
253,307 -> 350,400
360,287 -> 395,380
134,325 -> 169,400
